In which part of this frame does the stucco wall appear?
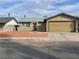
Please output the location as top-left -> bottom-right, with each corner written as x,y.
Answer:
18,22 -> 34,31
47,15 -> 75,21
3,19 -> 18,31
5,19 -> 17,26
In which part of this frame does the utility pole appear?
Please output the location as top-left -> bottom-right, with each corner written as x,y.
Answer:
24,15 -> 26,18
8,12 -> 11,19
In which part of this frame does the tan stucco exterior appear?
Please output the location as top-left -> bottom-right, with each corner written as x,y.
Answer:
47,15 -> 75,21
46,14 -> 78,32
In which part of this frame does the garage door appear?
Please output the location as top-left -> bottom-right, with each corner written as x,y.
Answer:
48,22 -> 74,32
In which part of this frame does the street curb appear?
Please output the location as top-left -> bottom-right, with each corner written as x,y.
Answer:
0,37 -> 48,40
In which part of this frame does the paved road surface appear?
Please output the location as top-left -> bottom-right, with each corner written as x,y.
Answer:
0,41 -> 79,59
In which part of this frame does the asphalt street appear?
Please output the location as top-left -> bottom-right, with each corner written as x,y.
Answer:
0,41 -> 79,59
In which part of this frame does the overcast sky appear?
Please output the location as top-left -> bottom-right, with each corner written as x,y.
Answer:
0,0 -> 79,19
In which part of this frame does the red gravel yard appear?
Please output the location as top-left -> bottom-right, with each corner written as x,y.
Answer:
0,31 -> 48,38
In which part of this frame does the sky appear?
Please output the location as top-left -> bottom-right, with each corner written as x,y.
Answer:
0,0 -> 79,19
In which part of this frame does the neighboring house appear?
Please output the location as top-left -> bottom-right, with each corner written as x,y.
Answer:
0,17 -> 18,32
18,17 -> 45,31
44,13 -> 79,32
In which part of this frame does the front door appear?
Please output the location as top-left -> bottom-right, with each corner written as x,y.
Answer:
33,23 -> 36,31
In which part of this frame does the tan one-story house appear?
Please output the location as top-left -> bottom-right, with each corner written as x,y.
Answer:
44,13 -> 79,32
18,17 -> 45,31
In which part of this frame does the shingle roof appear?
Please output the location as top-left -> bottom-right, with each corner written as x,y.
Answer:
0,17 -> 15,23
18,17 -> 44,22
44,13 -> 79,21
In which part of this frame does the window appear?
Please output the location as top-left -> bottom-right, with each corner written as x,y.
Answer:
22,22 -> 30,27
26,22 -> 30,27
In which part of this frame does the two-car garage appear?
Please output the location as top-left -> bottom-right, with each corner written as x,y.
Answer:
48,21 -> 75,32
45,13 -> 79,32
